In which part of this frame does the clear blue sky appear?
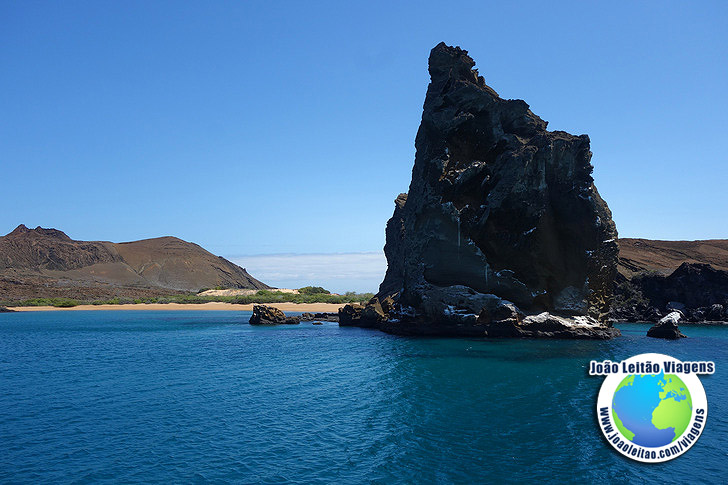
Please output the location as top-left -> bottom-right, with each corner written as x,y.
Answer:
2,1 -> 726,290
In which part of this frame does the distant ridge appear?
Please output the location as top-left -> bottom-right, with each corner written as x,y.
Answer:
618,238 -> 728,277
0,225 -> 270,301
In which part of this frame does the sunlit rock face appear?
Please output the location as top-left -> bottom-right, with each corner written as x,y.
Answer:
345,43 -> 620,339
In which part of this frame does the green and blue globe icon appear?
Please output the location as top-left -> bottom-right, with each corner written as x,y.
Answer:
611,372 -> 692,447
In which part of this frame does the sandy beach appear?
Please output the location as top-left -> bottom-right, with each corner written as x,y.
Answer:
9,302 -> 345,313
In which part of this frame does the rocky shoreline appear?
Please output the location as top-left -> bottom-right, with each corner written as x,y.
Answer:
610,262 -> 728,325
249,305 -> 339,325
338,297 -> 619,339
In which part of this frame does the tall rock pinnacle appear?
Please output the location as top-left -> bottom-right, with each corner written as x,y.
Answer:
342,43 -> 620,338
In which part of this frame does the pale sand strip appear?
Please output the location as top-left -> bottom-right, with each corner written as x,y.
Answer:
9,302 -> 345,313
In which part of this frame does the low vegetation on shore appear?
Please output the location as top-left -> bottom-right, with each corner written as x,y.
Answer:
1,289 -> 374,308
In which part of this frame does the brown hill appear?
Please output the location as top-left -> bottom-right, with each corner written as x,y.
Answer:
0,224 -> 269,301
618,238 -> 728,278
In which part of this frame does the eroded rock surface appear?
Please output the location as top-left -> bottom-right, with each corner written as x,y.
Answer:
342,43 -> 620,339
249,305 -> 301,325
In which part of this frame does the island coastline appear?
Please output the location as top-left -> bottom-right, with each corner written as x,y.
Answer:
7,302 -> 345,313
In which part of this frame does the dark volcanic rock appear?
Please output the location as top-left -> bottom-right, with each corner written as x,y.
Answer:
343,43 -> 619,339
707,304 -> 725,321
638,263 -> 728,318
612,262 -> 728,323
609,273 -> 663,323
300,312 -> 339,322
0,306 -> 15,313
249,305 -> 300,325
647,311 -> 687,339
493,313 -> 619,339
338,303 -> 367,327
378,193 -> 408,297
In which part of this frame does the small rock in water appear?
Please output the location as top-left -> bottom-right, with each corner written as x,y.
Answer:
647,311 -> 687,339
249,304 -> 301,325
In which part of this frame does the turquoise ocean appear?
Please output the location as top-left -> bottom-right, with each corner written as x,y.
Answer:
1,311 -> 726,483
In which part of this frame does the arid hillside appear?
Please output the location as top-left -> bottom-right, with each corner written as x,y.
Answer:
618,238 -> 728,277
0,225 -> 269,301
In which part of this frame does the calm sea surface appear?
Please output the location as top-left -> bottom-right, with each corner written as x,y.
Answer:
1,311 -> 726,484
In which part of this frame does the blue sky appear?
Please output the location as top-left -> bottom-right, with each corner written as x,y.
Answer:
2,1 -> 726,292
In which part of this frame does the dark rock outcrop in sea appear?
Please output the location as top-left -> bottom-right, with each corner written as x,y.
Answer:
300,312 -> 339,322
0,306 -> 15,313
340,43 -> 620,339
647,311 -> 687,339
611,262 -> 728,323
249,305 -> 301,325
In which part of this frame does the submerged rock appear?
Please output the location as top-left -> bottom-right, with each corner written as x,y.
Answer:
249,304 -> 301,325
342,43 -> 620,339
647,311 -> 687,339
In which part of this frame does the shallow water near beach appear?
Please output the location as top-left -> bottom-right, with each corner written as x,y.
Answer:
1,311 -> 726,483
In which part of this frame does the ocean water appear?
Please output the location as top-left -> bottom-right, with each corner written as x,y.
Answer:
0,311 -> 726,484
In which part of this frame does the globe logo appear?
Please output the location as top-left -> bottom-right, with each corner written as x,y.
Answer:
612,372 -> 692,447
592,353 -> 711,462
